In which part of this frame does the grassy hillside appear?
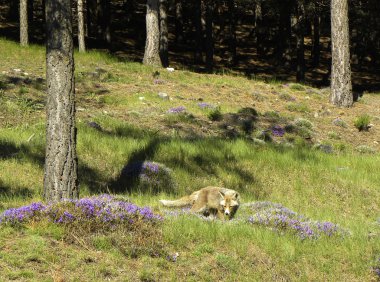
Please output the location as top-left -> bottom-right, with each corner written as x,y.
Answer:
0,38 -> 379,281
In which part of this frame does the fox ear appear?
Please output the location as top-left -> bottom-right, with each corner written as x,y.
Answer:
233,192 -> 240,200
219,191 -> 225,197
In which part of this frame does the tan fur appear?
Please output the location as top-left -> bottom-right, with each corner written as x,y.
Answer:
160,186 -> 240,220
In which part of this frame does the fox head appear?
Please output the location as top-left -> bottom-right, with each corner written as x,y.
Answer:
219,191 -> 240,218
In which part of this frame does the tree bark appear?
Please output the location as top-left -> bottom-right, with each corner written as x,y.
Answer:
228,0 -> 237,65
255,0 -> 263,55
205,1 -> 214,72
295,1 -> 305,82
330,0 -> 353,107
143,0 -> 161,66
44,0 -> 78,201
159,0 -> 169,67
20,0 -> 28,46
175,0 -> 184,43
312,15 -> 320,67
78,0 -> 86,52
194,0 -> 203,63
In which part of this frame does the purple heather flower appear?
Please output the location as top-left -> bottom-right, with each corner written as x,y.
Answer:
167,106 -> 186,114
198,102 -> 215,109
271,125 -> 285,137
246,201 -> 349,240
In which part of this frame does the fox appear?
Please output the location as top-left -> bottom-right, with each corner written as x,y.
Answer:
159,186 -> 240,220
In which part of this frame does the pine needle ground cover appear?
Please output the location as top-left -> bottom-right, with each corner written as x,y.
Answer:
0,39 -> 379,281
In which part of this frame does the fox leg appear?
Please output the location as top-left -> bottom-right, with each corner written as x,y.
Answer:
216,209 -> 225,220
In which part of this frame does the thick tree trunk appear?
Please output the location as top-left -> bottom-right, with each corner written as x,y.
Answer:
330,0 -> 353,107
205,1 -> 214,72
159,0 -> 169,67
143,0 -> 161,66
20,0 -> 28,46
78,0 -> 86,52
44,0 -> 78,201
295,1 -> 305,82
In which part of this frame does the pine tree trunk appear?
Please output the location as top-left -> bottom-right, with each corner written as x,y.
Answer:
255,0 -> 265,56
175,0 -> 184,43
143,0 -> 161,66
228,0 -> 237,65
20,0 -> 28,46
205,1 -> 214,72
44,0 -> 78,201
330,0 -> 353,107
312,15 -> 320,67
194,0 -> 203,63
295,1 -> 305,82
159,0 -> 169,67
78,0 -> 86,52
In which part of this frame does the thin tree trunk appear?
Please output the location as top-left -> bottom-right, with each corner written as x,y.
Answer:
159,0 -> 169,67
312,15 -> 320,67
143,0 -> 161,66
228,0 -> 237,65
175,0 -> 184,43
20,0 -> 28,46
44,0 -> 78,201
295,1 -> 305,82
194,0 -> 203,63
330,0 -> 353,107
255,0 -> 265,55
205,1 -> 214,72
78,0 -> 86,52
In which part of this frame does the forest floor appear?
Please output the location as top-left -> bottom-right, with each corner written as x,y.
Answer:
0,38 -> 380,281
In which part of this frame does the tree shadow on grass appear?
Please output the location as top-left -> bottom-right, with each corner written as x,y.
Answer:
108,137 -> 162,194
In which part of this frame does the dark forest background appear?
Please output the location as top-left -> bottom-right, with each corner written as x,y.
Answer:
1,0 -> 379,91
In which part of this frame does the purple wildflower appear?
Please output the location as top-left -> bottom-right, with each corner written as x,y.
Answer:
246,201 -> 349,240
198,102 -> 215,109
167,106 -> 186,114
271,125 -> 285,137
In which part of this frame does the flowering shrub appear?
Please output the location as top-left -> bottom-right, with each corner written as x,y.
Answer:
0,194 -> 162,227
121,161 -> 176,193
271,125 -> 285,137
0,194 -> 166,257
198,102 -> 215,109
167,106 -> 186,114
246,202 -> 350,240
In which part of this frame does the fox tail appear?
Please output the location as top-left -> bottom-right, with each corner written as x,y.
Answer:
159,195 -> 194,207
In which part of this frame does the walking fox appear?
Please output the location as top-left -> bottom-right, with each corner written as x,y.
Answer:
160,186 -> 240,220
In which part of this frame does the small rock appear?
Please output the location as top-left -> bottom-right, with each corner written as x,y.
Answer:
166,67 -> 175,72
374,141 -> 379,145
77,107 -> 85,112
139,96 -> 145,100
13,68 -> 22,72
314,112 -> 319,118
305,96 -> 310,100
87,121 -> 102,131
158,92 -> 169,99
23,72 -> 29,76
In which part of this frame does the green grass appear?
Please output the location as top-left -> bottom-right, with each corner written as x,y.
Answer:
0,38 -> 380,281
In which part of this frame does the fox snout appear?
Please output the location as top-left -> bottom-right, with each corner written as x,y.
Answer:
224,208 -> 231,216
